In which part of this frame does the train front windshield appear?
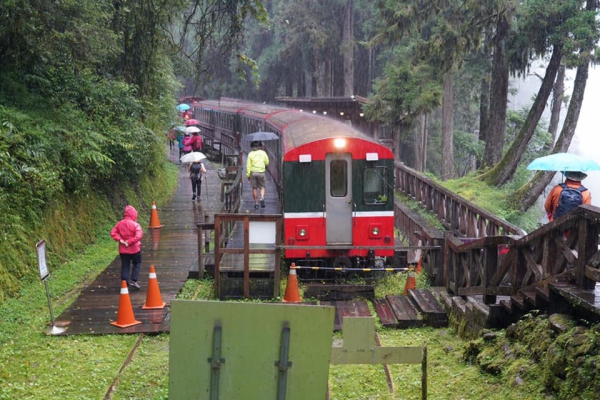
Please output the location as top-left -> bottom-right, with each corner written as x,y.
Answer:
363,167 -> 389,205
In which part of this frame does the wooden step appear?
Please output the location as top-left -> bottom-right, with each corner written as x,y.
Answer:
320,300 -> 372,331
408,289 -> 448,327
522,290 -> 537,308
385,295 -> 424,328
535,285 -> 550,302
500,299 -> 513,313
511,293 -> 527,311
304,284 -> 374,301
372,298 -> 399,328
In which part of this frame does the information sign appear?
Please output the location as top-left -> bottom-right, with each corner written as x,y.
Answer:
37,240 -> 49,281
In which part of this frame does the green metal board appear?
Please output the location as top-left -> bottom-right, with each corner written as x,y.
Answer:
169,300 -> 335,400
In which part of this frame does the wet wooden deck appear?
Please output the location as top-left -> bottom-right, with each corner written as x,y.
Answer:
54,146 -> 223,335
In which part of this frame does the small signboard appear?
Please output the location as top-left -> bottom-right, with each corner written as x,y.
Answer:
169,301 -> 335,400
36,240 -> 49,281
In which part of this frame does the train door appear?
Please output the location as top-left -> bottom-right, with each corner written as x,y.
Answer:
325,152 -> 353,245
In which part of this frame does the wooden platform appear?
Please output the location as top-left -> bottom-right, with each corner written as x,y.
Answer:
53,146 -> 223,335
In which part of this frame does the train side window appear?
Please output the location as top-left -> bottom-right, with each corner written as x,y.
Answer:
363,167 -> 389,205
330,160 -> 347,197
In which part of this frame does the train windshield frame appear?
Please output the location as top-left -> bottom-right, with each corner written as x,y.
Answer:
363,166 -> 389,205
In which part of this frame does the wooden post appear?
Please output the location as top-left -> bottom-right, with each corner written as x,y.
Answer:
198,222 -> 204,279
243,216 -> 250,299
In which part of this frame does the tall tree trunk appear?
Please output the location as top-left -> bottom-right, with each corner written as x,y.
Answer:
342,0 -> 354,97
482,13 -> 510,168
481,46 -> 563,186
415,114 -> 428,171
513,55 -> 592,211
547,64 -> 565,145
477,67 -> 491,169
441,72 -> 454,180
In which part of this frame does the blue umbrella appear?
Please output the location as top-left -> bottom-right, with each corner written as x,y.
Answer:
526,152 -> 600,172
177,103 -> 190,112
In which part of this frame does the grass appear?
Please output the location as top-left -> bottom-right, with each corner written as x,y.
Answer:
0,160 -> 554,399
0,248 -> 551,400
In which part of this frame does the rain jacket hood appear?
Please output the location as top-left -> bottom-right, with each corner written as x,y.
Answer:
124,205 -> 138,221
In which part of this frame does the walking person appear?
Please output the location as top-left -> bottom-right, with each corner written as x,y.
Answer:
191,131 -> 203,152
188,160 -> 206,201
182,132 -> 193,155
110,205 -> 143,289
246,141 -> 269,209
176,131 -> 184,160
544,171 -> 592,222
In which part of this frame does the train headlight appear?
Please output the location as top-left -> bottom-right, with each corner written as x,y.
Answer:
334,138 -> 346,149
368,223 -> 383,239
296,226 -> 310,240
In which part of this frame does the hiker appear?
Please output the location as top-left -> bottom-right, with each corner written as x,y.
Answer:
182,132 -> 193,155
110,205 -> 143,289
176,131 -> 184,159
246,141 -> 269,209
191,131 -> 203,152
544,171 -> 592,222
188,160 -> 206,201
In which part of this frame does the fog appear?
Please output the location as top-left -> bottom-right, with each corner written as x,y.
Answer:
509,63 -> 600,212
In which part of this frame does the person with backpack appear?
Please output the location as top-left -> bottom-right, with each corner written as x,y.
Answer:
544,171 -> 592,222
191,131 -> 203,152
187,160 -> 206,201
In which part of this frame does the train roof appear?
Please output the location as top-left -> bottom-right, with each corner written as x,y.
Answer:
197,99 -> 391,156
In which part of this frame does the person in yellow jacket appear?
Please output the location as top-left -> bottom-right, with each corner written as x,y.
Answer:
246,141 -> 269,208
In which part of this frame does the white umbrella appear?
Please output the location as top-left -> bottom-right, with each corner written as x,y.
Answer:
180,151 -> 207,163
185,126 -> 200,133
241,131 -> 279,143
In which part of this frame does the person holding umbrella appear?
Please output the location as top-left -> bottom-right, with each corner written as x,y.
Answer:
246,141 -> 269,209
181,152 -> 207,201
544,171 -> 591,222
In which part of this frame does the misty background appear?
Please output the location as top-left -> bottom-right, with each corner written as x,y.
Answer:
510,64 -> 600,216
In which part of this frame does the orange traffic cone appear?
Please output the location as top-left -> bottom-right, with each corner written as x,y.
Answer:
149,201 -> 163,229
403,267 -> 417,295
416,256 -> 422,274
283,263 -> 301,303
111,281 -> 142,328
142,266 -> 166,309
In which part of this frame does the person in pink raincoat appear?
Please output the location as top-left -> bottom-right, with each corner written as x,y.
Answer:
182,132 -> 193,155
110,205 -> 144,289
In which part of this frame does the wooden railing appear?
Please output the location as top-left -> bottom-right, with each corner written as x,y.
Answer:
394,199 -> 445,286
444,205 -> 600,304
213,213 -> 282,299
394,162 -> 526,237
219,154 -> 243,213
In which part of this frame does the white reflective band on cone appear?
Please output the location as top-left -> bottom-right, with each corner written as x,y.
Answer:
149,272 -> 157,279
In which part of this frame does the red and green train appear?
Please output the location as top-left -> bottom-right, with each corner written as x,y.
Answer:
194,99 -> 395,275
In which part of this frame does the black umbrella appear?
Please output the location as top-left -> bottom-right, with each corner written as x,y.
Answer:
241,131 -> 279,143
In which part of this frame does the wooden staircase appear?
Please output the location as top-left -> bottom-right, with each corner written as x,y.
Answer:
315,287 -> 449,331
